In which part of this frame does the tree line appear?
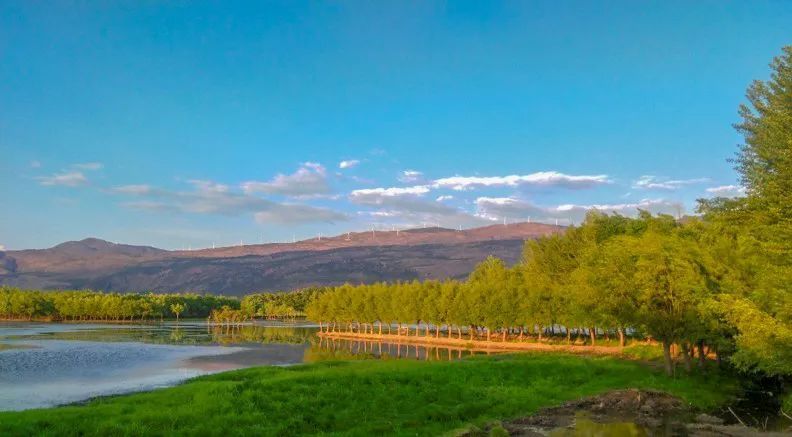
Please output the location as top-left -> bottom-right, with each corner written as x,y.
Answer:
0,287 -> 327,323
241,287 -> 328,320
0,289 -> 239,321
306,213 -> 732,376
307,47 -> 792,378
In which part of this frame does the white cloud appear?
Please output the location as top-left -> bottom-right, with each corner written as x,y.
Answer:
37,171 -> 88,187
0,244 -> 5,251
339,159 -> 360,169
350,185 -> 487,228
399,170 -> 425,183
254,204 -> 347,224
633,175 -> 708,191
73,162 -> 103,170
188,179 -> 230,194
111,184 -> 155,195
241,162 -> 331,197
432,171 -> 611,191
350,186 -> 431,199
114,178 -> 347,224
706,185 -> 746,197
475,197 -> 683,224
436,195 -> 454,202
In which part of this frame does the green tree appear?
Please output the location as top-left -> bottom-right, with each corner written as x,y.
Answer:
698,46 -> 792,375
170,303 -> 186,322
628,232 -> 711,375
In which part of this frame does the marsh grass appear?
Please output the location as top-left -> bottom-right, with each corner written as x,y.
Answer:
0,353 -> 735,436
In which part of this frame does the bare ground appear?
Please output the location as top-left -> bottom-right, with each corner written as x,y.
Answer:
463,389 -> 790,436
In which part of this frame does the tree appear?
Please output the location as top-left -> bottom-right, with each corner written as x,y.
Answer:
698,46 -> 792,375
170,303 -> 186,322
629,231 -> 711,375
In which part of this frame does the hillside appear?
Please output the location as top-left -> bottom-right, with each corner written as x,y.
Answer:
0,222 -> 562,295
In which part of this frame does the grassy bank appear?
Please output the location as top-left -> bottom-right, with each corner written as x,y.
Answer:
0,354 -> 735,436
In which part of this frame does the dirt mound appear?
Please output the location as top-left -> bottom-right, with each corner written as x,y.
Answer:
506,389 -> 685,433
466,390 -> 786,436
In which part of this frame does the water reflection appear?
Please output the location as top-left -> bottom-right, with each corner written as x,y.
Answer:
307,335 -> 491,362
0,322 -> 488,410
549,415 -> 648,437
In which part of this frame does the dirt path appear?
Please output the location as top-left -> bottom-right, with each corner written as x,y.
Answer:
317,331 -> 625,356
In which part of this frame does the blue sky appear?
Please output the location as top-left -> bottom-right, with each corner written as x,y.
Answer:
1,1 -> 790,250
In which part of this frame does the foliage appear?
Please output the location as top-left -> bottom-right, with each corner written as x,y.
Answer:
241,287 -> 329,319
696,46 -> 792,376
307,212 -> 729,375
0,354 -> 735,436
0,288 -> 238,321
209,305 -> 248,324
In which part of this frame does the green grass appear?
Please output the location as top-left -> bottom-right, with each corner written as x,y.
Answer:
0,354 -> 736,437
621,343 -> 666,362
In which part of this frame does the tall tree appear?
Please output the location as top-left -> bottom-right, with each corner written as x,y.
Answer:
698,46 -> 792,375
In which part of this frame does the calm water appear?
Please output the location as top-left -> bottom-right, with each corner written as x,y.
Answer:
0,321 -> 480,411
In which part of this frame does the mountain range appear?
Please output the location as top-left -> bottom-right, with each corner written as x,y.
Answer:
0,222 -> 562,296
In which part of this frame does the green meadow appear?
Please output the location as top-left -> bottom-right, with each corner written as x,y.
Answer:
0,353 -> 735,436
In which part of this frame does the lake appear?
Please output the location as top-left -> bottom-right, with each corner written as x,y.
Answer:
0,321 -> 478,411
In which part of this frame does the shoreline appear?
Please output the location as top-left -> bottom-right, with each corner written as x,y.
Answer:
318,331 -> 626,355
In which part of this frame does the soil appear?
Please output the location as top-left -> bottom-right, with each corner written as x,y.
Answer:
461,389 -> 792,436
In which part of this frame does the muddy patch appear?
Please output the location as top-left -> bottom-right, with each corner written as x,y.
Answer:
465,389 -> 790,436
504,389 -> 687,436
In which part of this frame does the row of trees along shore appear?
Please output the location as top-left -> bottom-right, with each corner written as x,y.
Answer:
307,213 -> 736,376
0,289 -> 240,321
308,47 -> 792,377
0,287 -> 325,323
207,288 -> 328,325
241,287 -> 327,320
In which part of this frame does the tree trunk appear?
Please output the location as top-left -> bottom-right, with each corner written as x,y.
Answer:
486,328 -> 491,342
538,326 -> 543,341
379,322 -> 382,335
567,327 -> 571,344
697,341 -> 706,369
469,325 -> 475,341
457,326 -> 462,339
618,328 -> 625,348
589,327 -> 596,346
662,340 -> 674,376
681,342 -> 692,373
435,325 -> 440,338
502,329 -> 507,342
